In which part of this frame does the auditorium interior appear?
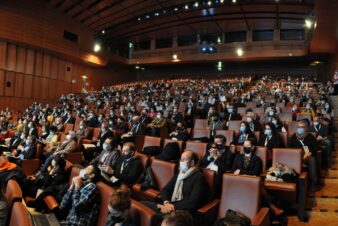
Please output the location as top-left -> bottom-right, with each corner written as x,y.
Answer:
0,0 -> 337,226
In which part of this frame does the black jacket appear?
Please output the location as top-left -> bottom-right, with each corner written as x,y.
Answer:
309,123 -> 329,138
160,170 -> 210,212
113,156 -> 143,186
200,145 -> 234,173
258,134 -> 284,151
97,130 -> 113,149
223,112 -> 242,121
232,153 -> 262,176
288,133 -> 318,155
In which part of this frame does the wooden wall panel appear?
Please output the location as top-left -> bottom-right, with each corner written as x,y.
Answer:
34,52 -> 43,76
50,57 -> 58,79
25,49 -> 35,74
6,44 -> 16,71
40,77 -> 49,100
4,71 -> 15,96
0,42 -> 6,70
58,59 -> 66,81
0,70 -> 4,95
14,73 -> 24,97
23,74 -> 33,98
42,54 -> 51,78
65,62 -> 72,82
32,76 -> 41,98
49,79 -> 56,99
16,46 -> 26,73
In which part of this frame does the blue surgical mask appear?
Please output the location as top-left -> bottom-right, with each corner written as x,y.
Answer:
272,120 -> 277,125
179,161 -> 189,172
228,108 -> 233,113
297,128 -> 305,135
264,129 -> 272,136
240,127 -> 246,133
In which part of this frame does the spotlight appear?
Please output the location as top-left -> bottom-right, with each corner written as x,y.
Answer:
236,48 -> 243,56
305,19 -> 313,28
93,43 -> 101,52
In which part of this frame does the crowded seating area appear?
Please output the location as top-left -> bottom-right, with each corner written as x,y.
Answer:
0,75 -> 335,226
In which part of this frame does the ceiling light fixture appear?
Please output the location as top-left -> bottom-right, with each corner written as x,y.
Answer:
93,43 -> 101,52
305,19 -> 313,28
236,48 -> 243,56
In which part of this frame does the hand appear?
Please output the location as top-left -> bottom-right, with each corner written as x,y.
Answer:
303,151 -> 312,160
12,150 -> 18,156
105,166 -> 114,174
72,176 -> 83,189
317,135 -> 323,141
27,175 -> 36,180
234,169 -> 240,175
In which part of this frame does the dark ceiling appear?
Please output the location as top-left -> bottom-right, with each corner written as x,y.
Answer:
46,0 -> 314,42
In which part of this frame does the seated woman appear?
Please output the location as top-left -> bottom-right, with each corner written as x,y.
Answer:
105,185 -> 135,226
258,123 -> 283,166
24,155 -> 68,210
234,121 -> 256,145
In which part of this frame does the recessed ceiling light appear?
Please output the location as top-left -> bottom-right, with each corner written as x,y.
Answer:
101,30 -> 105,34
184,5 -> 189,10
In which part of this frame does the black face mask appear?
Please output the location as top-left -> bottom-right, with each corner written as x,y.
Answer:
122,153 -> 132,160
216,144 -> 224,150
243,147 -> 252,154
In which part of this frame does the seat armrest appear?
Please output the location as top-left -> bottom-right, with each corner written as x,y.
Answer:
43,195 -> 59,211
252,207 -> 270,226
197,199 -> 220,226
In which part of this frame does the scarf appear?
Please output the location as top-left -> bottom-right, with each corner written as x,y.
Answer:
171,167 -> 197,202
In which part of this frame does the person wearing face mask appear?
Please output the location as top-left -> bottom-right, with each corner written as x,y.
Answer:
288,120 -> 318,194
121,115 -> 146,144
200,135 -> 234,196
91,138 -> 119,183
76,121 -> 92,142
235,122 -> 256,145
63,111 -> 75,124
270,117 -> 287,133
232,139 -> 262,176
0,130 -> 21,155
59,164 -> 101,226
54,117 -> 64,132
168,107 -> 184,132
141,151 -> 210,218
140,109 -> 152,125
245,109 -> 262,133
258,123 -> 283,165
24,156 -> 67,211
300,102 -> 316,118
8,135 -> 36,165
309,116 -> 331,169
86,111 -> 100,128
105,185 -> 135,226
147,111 -> 167,137
209,115 -> 226,138
169,122 -> 190,142
111,142 -> 142,187
27,122 -> 38,138
223,105 -> 242,128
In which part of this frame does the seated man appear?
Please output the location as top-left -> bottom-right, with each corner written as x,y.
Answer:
141,150 -> 210,218
7,135 -> 36,165
288,120 -> 318,193
37,131 -> 77,175
76,121 -> 92,142
111,142 -> 142,187
121,114 -> 145,143
161,210 -> 194,226
59,164 -> 101,226
209,115 -> 226,138
169,122 -> 190,142
147,111 -> 167,136
90,138 -> 120,184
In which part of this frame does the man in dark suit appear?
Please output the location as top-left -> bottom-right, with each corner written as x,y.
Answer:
121,115 -> 146,143
112,142 -> 142,186
64,111 -> 75,124
223,104 -> 242,128
232,139 -> 262,176
309,116 -> 331,168
141,150 -> 210,217
288,120 -> 318,193
86,111 -> 99,128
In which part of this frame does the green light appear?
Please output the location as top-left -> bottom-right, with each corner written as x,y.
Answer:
129,42 -> 133,48
217,61 -> 222,67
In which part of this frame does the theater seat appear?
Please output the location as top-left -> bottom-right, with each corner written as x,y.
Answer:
163,139 -> 184,152
5,179 -> 22,207
287,121 -> 299,137
264,148 -> 307,221
142,136 -> 161,150
296,113 -> 312,121
194,119 -> 208,129
132,159 -> 177,201
82,127 -> 100,144
65,152 -> 83,165
185,141 -> 208,160
9,202 -> 33,226
130,199 -> 159,226
279,112 -> 293,122
21,159 -> 40,176
96,182 -> 114,226
228,120 -> 242,136
135,152 -> 150,169
192,129 -> 210,139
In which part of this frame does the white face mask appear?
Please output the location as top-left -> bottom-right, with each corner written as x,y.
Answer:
79,170 -> 89,180
108,205 -> 121,217
103,143 -> 111,151
156,115 -> 161,119
179,161 -> 189,172
66,134 -> 71,140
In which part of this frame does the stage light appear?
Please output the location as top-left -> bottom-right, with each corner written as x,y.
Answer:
236,48 -> 243,56
93,43 -> 101,52
305,19 -> 313,28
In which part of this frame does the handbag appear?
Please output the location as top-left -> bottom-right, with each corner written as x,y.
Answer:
213,209 -> 251,226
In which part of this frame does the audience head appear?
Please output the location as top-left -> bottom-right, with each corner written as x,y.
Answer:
243,138 -> 255,155
49,126 -> 57,135
179,150 -> 199,173
239,121 -> 250,134
214,134 -> 226,147
161,210 -> 194,226
296,120 -> 308,138
51,155 -> 66,172
121,142 -> 136,160
264,122 -> 276,136
108,185 -> 131,217
79,164 -> 100,183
